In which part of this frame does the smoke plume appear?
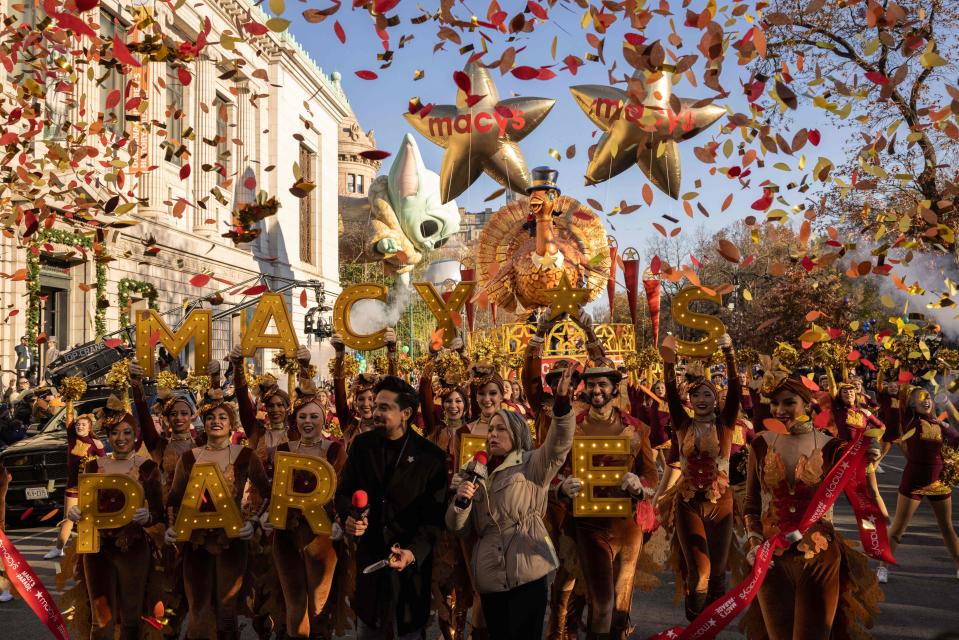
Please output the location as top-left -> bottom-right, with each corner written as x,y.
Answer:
348,280 -> 413,335
842,246 -> 959,342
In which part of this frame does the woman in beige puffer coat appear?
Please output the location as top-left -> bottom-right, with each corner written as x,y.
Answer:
447,364 -> 577,640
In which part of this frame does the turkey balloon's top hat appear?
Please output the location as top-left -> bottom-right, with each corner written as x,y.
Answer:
526,166 -> 561,194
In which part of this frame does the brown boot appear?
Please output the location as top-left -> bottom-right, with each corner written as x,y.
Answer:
685,591 -> 708,622
546,581 -> 572,640
707,575 -> 728,605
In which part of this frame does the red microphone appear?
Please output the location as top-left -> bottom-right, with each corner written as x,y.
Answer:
454,451 -> 489,509
350,490 -> 369,522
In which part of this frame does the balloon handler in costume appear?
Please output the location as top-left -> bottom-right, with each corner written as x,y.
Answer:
877,382 -> 959,583
551,335 -> 658,640
164,390 -> 271,639
654,334 -> 741,620
66,397 -> 164,640
331,329 -> 398,449
740,370 -> 883,639
261,380 -> 347,639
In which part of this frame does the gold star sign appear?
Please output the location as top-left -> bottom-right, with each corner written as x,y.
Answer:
404,62 -> 555,203
570,70 -> 724,199
544,273 -> 590,320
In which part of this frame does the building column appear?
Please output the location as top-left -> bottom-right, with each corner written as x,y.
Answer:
135,61 -> 166,219
236,81 -> 256,207
193,55 -> 217,235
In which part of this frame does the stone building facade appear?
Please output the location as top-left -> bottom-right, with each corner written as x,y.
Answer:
336,95 -> 381,197
0,0 -> 359,382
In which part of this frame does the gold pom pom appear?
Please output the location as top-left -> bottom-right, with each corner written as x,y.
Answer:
737,347 -> 759,368
369,354 -> 388,375
773,342 -> 799,371
105,360 -> 131,390
812,341 -> 846,371
413,355 -> 431,373
326,416 -> 343,439
155,370 -> 179,391
396,355 -> 415,376
941,446 -> 959,488
272,352 -> 300,375
633,346 -> 663,372
937,348 -> 959,372
503,352 -> 525,373
435,350 -> 469,386
470,336 -> 500,365
186,372 -> 210,395
329,354 -> 360,379
60,376 -> 87,402
882,333 -> 924,365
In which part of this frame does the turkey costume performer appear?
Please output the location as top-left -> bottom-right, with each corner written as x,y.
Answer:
553,332 -> 657,640
266,381 -> 347,638
657,335 -> 741,620
68,399 -> 164,640
164,390 -> 271,639
231,345 -> 315,471
879,383 -> 959,581
826,382 -> 889,519
130,364 -> 199,498
741,371 -> 882,639
331,330 -> 397,449
47,412 -> 105,559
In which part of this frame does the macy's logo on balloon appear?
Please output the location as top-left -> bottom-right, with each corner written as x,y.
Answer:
428,110 -> 527,138
589,98 -> 697,133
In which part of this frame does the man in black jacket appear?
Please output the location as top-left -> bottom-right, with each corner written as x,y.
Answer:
337,375 -> 447,639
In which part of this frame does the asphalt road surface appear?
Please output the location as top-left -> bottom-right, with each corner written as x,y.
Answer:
3,449 -> 958,639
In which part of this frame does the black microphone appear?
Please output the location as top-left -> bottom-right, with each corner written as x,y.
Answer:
454,451 -> 489,509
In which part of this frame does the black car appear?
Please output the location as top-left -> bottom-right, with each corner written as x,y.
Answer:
0,386 -> 115,528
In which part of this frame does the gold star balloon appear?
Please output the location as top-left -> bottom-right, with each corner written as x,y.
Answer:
570,70 -> 724,199
544,273 -> 590,320
405,63 -> 555,204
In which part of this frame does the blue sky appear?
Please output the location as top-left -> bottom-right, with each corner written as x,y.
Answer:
284,2 -> 847,263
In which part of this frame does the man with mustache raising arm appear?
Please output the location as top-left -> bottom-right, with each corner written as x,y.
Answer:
553,327 -> 658,640
336,376 -> 448,640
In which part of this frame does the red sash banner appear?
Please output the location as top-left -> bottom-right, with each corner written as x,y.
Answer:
0,529 -> 70,640
649,432 -> 884,640
843,461 -> 896,563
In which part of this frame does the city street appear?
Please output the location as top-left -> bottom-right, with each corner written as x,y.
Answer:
2,449 -> 958,639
